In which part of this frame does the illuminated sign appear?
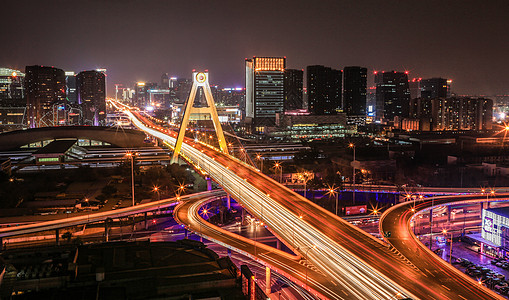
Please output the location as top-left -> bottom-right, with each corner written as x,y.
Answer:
137,82 -> 145,86
254,57 -> 285,71
484,216 -> 494,233
195,72 -> 207,83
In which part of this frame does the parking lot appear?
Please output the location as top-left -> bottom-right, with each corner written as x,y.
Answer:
435,239 -> 509,298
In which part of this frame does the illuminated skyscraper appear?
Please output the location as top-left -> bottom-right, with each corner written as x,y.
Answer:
77,70 -> 106,126
283,69 -> 303,111
307,65 -> 342,115
343,66 -> 367,125
245,56 -> 285,130
25,65 -> 66,128
0,68 -> 24,104
0,68 -> 26,130
375,71 -> 410,121
65,71 -> 77,104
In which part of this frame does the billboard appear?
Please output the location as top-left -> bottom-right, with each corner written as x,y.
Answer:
345,205 -> 367,215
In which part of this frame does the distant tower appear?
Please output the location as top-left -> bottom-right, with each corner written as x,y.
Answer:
161,73 -> 169,89
343,66 -> 367,125
25,65 -> 66,128
77,70 -> 106,126
245,56 -> 285,131
307,65 -> 342,115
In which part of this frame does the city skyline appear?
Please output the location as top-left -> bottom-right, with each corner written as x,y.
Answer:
1,0 -> 508,96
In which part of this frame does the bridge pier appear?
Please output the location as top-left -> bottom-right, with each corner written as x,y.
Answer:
226,193 -> 231,210
447,205 -> 451,223
276,239 -> 281,250
429,208 -> 433,248
55,228 -> 60,246
241,208 -> 246,225
227,248 -> 231,257
184,229 -> 188,239
265,266 -> 271,295
144,212 -> 148,230
105,218 -> 110,242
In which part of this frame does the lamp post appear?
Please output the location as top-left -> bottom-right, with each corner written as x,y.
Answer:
349,143 -> 356,204
256,154 -> 263,172
327,186 -> 339,215
125,152 -> 137,207
443,229 -> 453,264
274,162 -> 282,183
200,208 -> 208,242
153,186 -> 160,201
304,245 -> 316,291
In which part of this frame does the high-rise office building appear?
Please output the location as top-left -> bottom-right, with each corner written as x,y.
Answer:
0,68 -> 26,130
409,78 -> 422,99
307,65 -> 342,115
410,97 -> 492,131
134,82 -> 157,108
245,57 -> 285,129
420,77 -> 448,99
161,73 -> 170,89
25,65 -> 66,128
174,78 -> 193,103
65,71 -> 77,104
343,66 -> 367,125
0,68 -> 25,104
375,71 -> 410,121
76,70 -> 106,126
283,69 -> 303,111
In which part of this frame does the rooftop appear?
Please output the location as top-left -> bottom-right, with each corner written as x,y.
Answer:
486,206 -> 509,219
33,139 -> 77,155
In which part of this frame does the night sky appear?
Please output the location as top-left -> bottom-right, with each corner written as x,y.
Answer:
2,0 -> 508,96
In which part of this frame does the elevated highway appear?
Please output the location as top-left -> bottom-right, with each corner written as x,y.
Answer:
0,191 -> 220,240
118,102 -> 502,299
380,194 -> 508,299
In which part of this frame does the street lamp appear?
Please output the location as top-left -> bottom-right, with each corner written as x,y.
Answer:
125,151 -> 137,207
153,186 -> 160,201
199,208 -> 208,242
349,143 -> 356,204
304,245 -> 316,291
256,154 -> 263,172
274,162 -> 283,183
326,186 -> 339,215
443,229 -> 453,264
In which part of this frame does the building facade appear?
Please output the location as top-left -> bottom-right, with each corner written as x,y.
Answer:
307,65 -> 342,115
375,71 -> 410,122
283,69 -> 303,111
420,77 -> 448,99
65,71 -> 77,104
0,68 -> 26,130
25,65 -> 66,128
343,66 -> 367,125
410,97 -> 493,131
245,57 -> 285,130
76,70 -> 106,126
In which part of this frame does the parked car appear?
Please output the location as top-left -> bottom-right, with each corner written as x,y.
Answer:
494,274 -> 506,280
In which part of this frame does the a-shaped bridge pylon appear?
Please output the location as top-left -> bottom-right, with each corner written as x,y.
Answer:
171,71 -> 228,164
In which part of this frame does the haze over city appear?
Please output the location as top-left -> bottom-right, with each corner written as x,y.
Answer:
1,0 -> 508,95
